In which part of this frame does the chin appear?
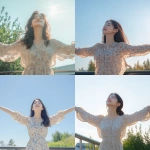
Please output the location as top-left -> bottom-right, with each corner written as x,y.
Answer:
34,24 -> 44,28
106,103 -> 112,106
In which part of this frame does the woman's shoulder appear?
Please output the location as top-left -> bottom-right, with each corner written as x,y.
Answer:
92,43 -> 102,50
117,42 -> 127,46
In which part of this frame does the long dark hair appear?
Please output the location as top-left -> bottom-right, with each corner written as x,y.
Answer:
30,98 -> 50,127
21,11 -> 51,49
109,93 -> 124,116
102,19 -> 129,44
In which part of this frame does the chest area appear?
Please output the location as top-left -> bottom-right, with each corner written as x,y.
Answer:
94,46 -> 120,59
99,117 -> 125,134
23,45 -> 53,60
27,119 -> 48,134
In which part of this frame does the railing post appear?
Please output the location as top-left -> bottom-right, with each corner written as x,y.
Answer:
80,139 -> 82,150
92,144 -> 95,150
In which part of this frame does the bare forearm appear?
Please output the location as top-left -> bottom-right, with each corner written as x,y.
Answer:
0,106 -> 14,115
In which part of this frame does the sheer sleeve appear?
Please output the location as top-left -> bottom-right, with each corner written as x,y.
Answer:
75,107 -> 104,127
0,39 -> 23,62
75,43 -> 100,58
125,106 -> 150,126
119,42 -> 150,58
49,107 -> 74,126
11,111 -> 29,126
50,39 -> 75,61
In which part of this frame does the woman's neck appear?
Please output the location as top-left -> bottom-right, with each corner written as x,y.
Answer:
107,106 -> 118,118
105,34 -> 116,46
34,111 -> 42,119
33,26 -> 43,43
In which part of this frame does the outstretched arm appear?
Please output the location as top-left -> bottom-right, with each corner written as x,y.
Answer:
0,106 -> 28,126
119,42 -> 150,57
0,39 -> 23,62
75,107 -> 104,127
49,107 -> 75,126
75,43 -> 100,58
0,106 -> 15,115
125,106 -> 150,126
50,39 -> 75,60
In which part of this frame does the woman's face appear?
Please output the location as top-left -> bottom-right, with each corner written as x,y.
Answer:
102,20 -> 118,35
32,100 -> 43,111
106,94 -> 120,107
31,14 -> 45,28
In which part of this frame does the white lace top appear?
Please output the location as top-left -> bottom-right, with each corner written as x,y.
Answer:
11,107 -> 74,150
76,42 -> 150,75
0,39 -> 75,75
76,106 -> 150,150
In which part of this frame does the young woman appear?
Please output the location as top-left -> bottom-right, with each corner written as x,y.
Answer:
0,99 -> 74,150
0,11 -> 75,75
75,20 -> 150,75
75,93 -> 150,150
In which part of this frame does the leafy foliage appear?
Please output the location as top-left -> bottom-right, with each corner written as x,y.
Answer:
0,6 -> 24,72
88,60 -> 95,71
123,125 -> 150,150
127,59 -> 150,71
48,131 -> 75,147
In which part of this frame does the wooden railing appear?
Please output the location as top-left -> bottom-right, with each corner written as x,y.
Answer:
75,70 -> 150,75
75,133 -> 100,150
0,147 -> 75,150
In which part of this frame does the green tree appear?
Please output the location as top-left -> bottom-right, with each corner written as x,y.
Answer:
61,132 -> 71,141
0,6 -> 24,73
123,125 -> 150,150
143,59 -> 150,70
0,141 -> 5,146
88,60 -> 95,71
52,131 -> 72,142
127,59 -> 150,71
48,132 -> 75,147
0,139 -> 16,147
79,67 -> 84,71
7,139 -> 16,146
52,131 -> 62,142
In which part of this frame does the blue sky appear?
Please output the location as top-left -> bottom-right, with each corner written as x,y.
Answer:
75,0 -> 150,70
0,0 -> 75,67
0,76 -> 75,146
75,76 -> 150,143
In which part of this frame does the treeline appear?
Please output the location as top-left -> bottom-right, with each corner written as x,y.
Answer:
78,59 -> 150,72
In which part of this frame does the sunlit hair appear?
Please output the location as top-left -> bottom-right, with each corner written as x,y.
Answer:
21,11 -> 51,49
30,98 -> 50,127
102,19 -> 129,44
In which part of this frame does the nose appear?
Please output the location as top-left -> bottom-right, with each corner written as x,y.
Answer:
107,98 -> 110,101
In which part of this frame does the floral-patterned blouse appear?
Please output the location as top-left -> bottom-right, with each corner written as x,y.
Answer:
76,106 -> 150,150
0,39 -> 75,75
11,107 -> 74,150
76,42 -> 150,75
